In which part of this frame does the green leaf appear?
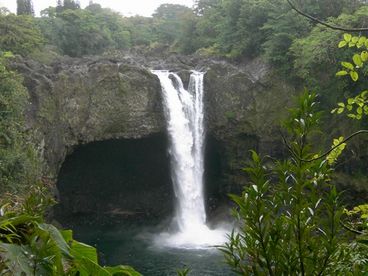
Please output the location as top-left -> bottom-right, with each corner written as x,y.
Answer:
357,106 -> 363,115
364,105 -> 368,114
250,150 -> 260,163
336,70 -> 348,76
337,102 -> 345,107
76,257 -> 111,276
70,241 -> 120,276
358,36 -> 367,45
37,223 -> 71,257
350,71 -> 359,82
337,108 -> 344,114
338,41 -> 347,48
3,51 -> 14,58
361,51 -> 368,62
352,36 -> 359,43
357,37 -> 366,48
105,265 -> 142,276
357,237 -> 368,245
353,54 -> 363,67
5,214 -> 39,227
347,98 -> 354,105
228,194 -> 243,206
71,240 -> 98,263
344,33 -> 352,42
341,62 -> 354,70
0,243 -> 34,276
349,42 -> 356,47
61,229 -> 73,243
327,137 -> 346,164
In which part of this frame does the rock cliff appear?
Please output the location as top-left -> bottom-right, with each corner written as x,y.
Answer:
13,55 -> 295,174
12,57 -> 165,175
12,54 -> 296,219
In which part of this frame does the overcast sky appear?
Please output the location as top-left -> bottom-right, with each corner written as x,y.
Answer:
0,0 -> 195,17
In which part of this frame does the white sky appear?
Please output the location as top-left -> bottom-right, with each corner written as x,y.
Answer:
0,0 -> 195,17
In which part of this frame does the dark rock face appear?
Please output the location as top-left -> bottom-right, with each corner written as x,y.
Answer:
55,133 -> 173,223
13,54 -> 296,219
12,57 -> 165,175
203,58 -> 296,193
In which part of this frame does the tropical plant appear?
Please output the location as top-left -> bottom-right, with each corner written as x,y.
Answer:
330,33 -> 368,260
333,33 -> 368,119
0,182 -> 141,276
220,92 -> 345,275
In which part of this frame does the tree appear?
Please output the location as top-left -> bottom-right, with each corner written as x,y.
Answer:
153,4 -> 192,46
63,0 -> 80,10
55,0 -> 61,11
176,10 -> 200,54
287,0 -> 368,32
124,16 -> 156,47
290,6 -> 368,110
221,4 -> 368,273
194,0 -> 221,16
0,14 -> 44,56
0,7 -> 10,15
16,0 -> 34,16
0,53 -> 40,192
55,0 -> 80,12
220,92 -> 346,275
38,5 -> 132,57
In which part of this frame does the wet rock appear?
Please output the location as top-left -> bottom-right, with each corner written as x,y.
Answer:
12,54 -> 296,197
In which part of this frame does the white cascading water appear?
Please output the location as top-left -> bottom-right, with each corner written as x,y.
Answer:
152,70 -> 226,249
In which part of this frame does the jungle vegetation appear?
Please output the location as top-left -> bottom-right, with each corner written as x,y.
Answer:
1,0 -> 368,274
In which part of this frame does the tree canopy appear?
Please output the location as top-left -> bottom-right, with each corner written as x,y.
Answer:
16,0 -> 34,16
0,14 -> 43,56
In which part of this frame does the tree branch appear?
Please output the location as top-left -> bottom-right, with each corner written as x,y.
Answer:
286,0 -> 368,32
301,130 -> 368,163
340,221 -> 365,235
281,130 -> 368,163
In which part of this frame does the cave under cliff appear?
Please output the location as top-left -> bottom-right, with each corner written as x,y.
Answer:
55,133 -> 174,224
54,132 -> 230,226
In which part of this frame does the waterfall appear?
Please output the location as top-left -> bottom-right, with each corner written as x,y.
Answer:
152,70 -> 226,248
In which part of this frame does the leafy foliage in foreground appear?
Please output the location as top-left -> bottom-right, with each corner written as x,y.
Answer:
0,183 -> 141,276
220,92 -> 368,274
333,33 -> 368,120
331,33 -> 368,261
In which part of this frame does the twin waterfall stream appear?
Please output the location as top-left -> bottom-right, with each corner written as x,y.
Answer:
152,70 -> 226,249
